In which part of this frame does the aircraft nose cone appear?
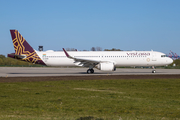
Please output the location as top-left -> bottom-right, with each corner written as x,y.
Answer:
168,58 -> 173,64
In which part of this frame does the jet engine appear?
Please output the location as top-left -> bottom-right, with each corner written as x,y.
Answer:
96,62 -> 116,71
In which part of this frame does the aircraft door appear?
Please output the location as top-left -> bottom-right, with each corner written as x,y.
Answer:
152,52 -> 157,61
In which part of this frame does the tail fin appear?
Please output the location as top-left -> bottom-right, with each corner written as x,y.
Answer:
10,30 -> 35,55
9,30 -> 45,65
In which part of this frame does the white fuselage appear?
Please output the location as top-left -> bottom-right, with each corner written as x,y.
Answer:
36,50 -> 173,67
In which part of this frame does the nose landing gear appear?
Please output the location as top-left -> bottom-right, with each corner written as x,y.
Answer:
152,70 -> 156,73
152,66 -> 156,73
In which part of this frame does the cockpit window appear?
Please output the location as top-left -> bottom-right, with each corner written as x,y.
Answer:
161,55 -> 167,57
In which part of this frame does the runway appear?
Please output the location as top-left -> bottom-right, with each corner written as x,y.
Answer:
0,67 -> 180,77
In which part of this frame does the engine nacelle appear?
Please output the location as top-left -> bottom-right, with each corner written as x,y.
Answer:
96,62 -> 116,71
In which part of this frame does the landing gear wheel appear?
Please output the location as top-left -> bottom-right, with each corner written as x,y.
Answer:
87,69 -> 91,74
90,69 -> 94,73
87,69 -> 94,74
152,70 -> 156,73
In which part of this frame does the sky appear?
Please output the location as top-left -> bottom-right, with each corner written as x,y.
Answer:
1,0 -> 180,56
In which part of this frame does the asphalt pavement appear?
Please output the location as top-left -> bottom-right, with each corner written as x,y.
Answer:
0,67 -> 179,77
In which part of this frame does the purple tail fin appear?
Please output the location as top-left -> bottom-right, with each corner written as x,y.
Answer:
9,30 -> 45,65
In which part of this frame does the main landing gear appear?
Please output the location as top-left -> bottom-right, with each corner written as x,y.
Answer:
152,66 -> 156,73
87,69 -> 94,74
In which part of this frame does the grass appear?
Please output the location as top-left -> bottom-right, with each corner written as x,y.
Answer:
0,78 -> 180,120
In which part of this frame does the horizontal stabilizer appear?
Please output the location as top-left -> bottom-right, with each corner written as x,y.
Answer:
8,53 -> 26,59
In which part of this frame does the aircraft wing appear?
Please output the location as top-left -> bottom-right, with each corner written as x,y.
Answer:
63,48 -> 100,67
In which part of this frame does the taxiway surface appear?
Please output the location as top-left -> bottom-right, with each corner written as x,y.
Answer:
0,67 -> 179,77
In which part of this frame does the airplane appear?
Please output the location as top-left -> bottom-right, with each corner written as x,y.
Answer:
8,29 -> 173,73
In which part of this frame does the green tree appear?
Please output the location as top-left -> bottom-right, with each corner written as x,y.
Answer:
0,59 -> 4,65
173,59 -> 180,66
0,55 -> 5,59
